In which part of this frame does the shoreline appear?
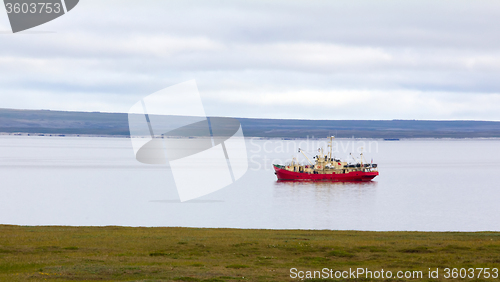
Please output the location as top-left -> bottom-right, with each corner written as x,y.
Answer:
3,108 -> 500,139
1,224 -> 499,232
3,132 -> 500,140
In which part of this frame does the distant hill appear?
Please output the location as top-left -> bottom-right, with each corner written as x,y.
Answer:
1,108 -> 500,138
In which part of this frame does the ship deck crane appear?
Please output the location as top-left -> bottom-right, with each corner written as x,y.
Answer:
298,148 -> 314,165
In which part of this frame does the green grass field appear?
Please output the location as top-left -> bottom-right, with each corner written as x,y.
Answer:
0,225 -> 499,281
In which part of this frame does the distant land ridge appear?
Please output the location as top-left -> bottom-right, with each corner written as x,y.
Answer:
1,108 -> 500,138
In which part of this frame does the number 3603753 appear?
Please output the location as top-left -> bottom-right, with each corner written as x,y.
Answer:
5,3 -> 62,14
443,268 -> 498,279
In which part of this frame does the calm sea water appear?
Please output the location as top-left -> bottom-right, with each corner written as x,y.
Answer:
0,135 -> 499,231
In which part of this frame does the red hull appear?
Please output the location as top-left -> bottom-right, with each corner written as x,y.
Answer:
273,165 -> 378,181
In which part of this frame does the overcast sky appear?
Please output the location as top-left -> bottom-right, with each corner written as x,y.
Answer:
1,0 -> 500,120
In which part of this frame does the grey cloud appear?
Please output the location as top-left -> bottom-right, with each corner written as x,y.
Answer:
1,0 -> 500,120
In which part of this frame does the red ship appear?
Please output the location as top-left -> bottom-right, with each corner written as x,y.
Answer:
273,136 -> 378,181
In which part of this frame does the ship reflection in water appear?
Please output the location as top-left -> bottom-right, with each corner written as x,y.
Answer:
273,179 -> 377,203
275,179 -> 377,187
271,179 -> 378,229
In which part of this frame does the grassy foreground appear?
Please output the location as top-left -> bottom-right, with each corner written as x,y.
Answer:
0,225 -> 499,281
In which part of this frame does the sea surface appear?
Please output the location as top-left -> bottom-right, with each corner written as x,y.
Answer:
0,135 -> 499,231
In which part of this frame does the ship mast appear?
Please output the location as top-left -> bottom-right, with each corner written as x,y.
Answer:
328,136 -> 335,161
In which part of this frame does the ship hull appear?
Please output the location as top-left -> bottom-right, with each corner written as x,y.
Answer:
273,165 -> 378,181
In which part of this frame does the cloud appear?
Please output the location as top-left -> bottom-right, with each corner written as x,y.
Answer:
1,0 -> 500,120
200,88 -> 500,120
